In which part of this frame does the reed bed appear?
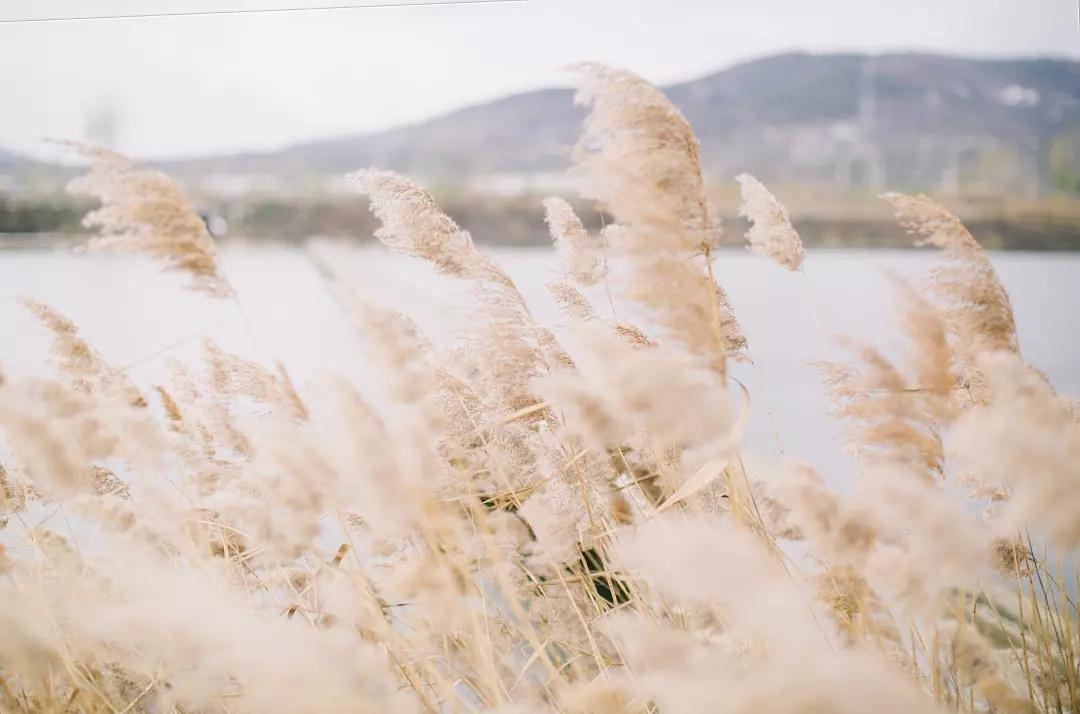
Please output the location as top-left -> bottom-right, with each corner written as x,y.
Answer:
0,64 -> 1077,714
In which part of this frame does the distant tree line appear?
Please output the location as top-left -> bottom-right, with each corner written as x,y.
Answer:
2,193 -> 1078,250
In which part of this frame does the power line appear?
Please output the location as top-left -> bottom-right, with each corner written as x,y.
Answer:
0,0 -> 524,24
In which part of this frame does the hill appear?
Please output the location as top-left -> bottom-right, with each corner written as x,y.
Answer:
164,52 -> 1080,194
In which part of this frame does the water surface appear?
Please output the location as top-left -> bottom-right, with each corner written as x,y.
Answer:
2,245 -> 1077,485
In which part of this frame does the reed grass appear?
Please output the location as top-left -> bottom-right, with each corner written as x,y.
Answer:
0,64 -> 1077,713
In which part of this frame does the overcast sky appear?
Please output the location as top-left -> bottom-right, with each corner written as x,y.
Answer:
1,0 -> 1077,159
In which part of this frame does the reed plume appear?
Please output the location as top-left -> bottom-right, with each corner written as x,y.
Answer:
64,142 -> 233,298
353,169 -> 569,414
571,62 -> 745,377
882,192 -> 1018,400
19,297 -> 146,407
736,173 -> 805,271
544,196 -> 605,285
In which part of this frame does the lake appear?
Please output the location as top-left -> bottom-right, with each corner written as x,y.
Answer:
1,244 -> 1078,486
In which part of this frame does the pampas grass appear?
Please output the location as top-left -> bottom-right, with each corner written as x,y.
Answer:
0,64 -> 1076,714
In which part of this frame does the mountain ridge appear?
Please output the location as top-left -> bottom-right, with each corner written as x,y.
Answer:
3,52 -> 1079,194
154,51 -> 1080,192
